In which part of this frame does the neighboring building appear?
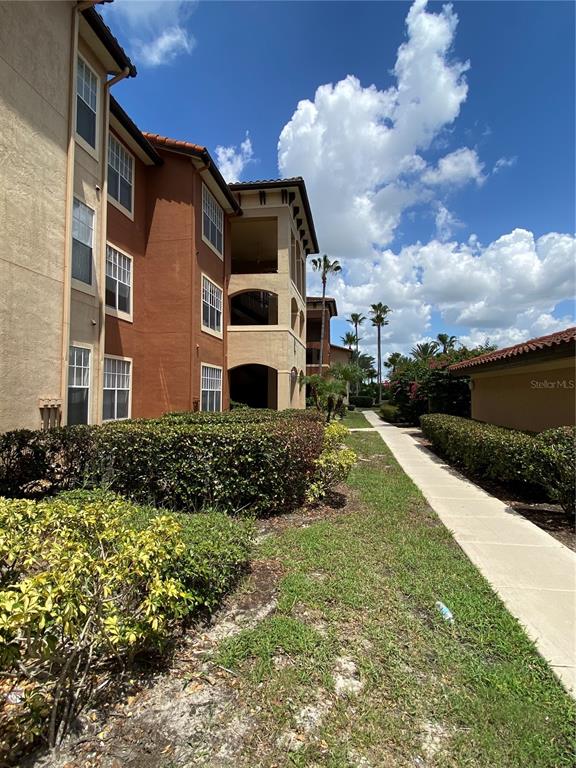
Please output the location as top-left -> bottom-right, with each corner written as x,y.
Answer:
306,297 -> 338,375
227,179 -> 318,409
0,1 -> 136,431
330,344 -> 353,366
0,2 -> 319,431
450,327 -> 576,432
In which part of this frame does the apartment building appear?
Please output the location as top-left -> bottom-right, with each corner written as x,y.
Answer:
0,1 -> 135,430
227,180 -> 317,409
306,296 -> 338,374
0,1 -> 320,431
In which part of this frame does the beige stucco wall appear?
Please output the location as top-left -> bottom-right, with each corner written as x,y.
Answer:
0,1 -> 73,431
228,196 -> 307,409
66,37 -> 109,425
471,357 -> 575,432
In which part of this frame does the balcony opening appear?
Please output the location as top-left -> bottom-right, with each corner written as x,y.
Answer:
306,318 -> 322,342
230,364 -> 278,409
231,217 -> 278,274
230,291 -> 278,325
291,298 -> 298,331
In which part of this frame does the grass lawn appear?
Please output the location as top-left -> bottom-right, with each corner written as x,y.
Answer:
214,428 -> 576,767
340,409 -> 373,429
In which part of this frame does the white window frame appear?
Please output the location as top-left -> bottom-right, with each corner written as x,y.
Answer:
103,355 -> 132,421
108,133 -> 135,219
202,184 -> 224,259
105,242 -> 133,322
201,274 -> 223,338
75,53 -> 100,159
71,197 -> 95,294
67,343 -> 92,425
200,363 -> 223,412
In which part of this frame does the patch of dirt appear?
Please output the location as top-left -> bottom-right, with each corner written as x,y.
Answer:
413,432 -> 576,552
25,489 -> 359,768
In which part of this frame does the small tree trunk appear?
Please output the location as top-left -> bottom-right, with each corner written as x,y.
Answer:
377,324 -> 382,403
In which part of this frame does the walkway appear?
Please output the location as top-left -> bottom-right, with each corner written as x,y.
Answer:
363,409 -> 576,696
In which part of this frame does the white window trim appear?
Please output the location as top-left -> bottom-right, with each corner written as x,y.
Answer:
71,196 -> 96,295
107,133 -> 135,221
103,354 -> 132,422
74,53 -> 100,161
201,183 -> 224,260
200,362 -> 223,412
105,241 -> 134,323
200,273 -> 223,339
67,342 -> 92,426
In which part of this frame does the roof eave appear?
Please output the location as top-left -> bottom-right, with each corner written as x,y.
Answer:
81,7 -> 137,77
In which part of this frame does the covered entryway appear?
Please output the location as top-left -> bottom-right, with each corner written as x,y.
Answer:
229,364 -> 278,409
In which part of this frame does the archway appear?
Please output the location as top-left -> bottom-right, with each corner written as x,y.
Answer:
229,364 -> 278,409
230,291 -> 278,325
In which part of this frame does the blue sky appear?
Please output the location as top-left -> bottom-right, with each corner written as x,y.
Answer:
104,0 -> 575,359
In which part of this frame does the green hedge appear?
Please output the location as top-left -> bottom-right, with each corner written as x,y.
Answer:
162,408 -> 323,424
379,403 -> 400,423
420,414 -> 575,512
0,413 -> 325,516
349,395 -> 373,408
0,491 -> 252,758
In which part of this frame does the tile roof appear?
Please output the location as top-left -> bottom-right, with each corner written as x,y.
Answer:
82,6 -> 137,77
142,133 -> 240,213
142,133 -> 205,154
449,326 -> 576,372
229,177 -> 304,186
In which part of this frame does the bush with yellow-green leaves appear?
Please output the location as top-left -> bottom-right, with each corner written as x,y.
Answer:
306,421 -> 357,503
0,490 -> 252,762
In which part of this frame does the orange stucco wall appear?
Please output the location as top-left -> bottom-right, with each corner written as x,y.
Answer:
471,358 -> 575,432
105,146 -> 230,417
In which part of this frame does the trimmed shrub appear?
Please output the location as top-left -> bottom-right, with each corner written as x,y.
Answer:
419,414 -> 539,491
420,415 -> 576,511
162,408 -> 323,425
379,403 -> 400,423
349,395 -> 373,408
533,427 -> 576,514
306,421 -> 357,503
0,417 -> 325,517
0,492 -> 252,757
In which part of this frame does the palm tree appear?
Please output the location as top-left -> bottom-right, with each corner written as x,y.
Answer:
411,341 -> 439,361
341,331 -> 357,350
384,351 -> 405,374
369,303 -> 392,402
436,333 -> 457,354
348,313 -> 366,355
311,254 -> 342,374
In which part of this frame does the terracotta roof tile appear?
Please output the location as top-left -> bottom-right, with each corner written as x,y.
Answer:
229,177 -> 304,186
449,326 -> 576,372
142,133 -> 206,153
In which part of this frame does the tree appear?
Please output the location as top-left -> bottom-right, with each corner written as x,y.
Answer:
436,333 -> 458,354
341,331 -> 357,350
384,351 -> 406,374
411,341 -> 439,361
347,313 -> 366,355
311,254 -> 342,374
369,303 -> 392,402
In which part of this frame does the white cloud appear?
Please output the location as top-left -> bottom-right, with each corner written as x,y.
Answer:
493,155 -> 517,174
215,135 -> 254,183
422,147 -> 485,186
104,0 -> 195,67
279,0 -> 472,261
279,0 -> 574,359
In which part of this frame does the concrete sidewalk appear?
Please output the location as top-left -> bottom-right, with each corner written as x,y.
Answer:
363,409 -> 576,696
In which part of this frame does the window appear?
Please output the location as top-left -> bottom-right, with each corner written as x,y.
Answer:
72,198 -> 94,284
103,357 -> 131,421
202,276 -> 222,333
108,134 -> 133,213
106,245 -> 131,315
68,346 -> 90,425
76,56 -> 98,149
202,185 -> 224,256
201,365 -> 222,412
